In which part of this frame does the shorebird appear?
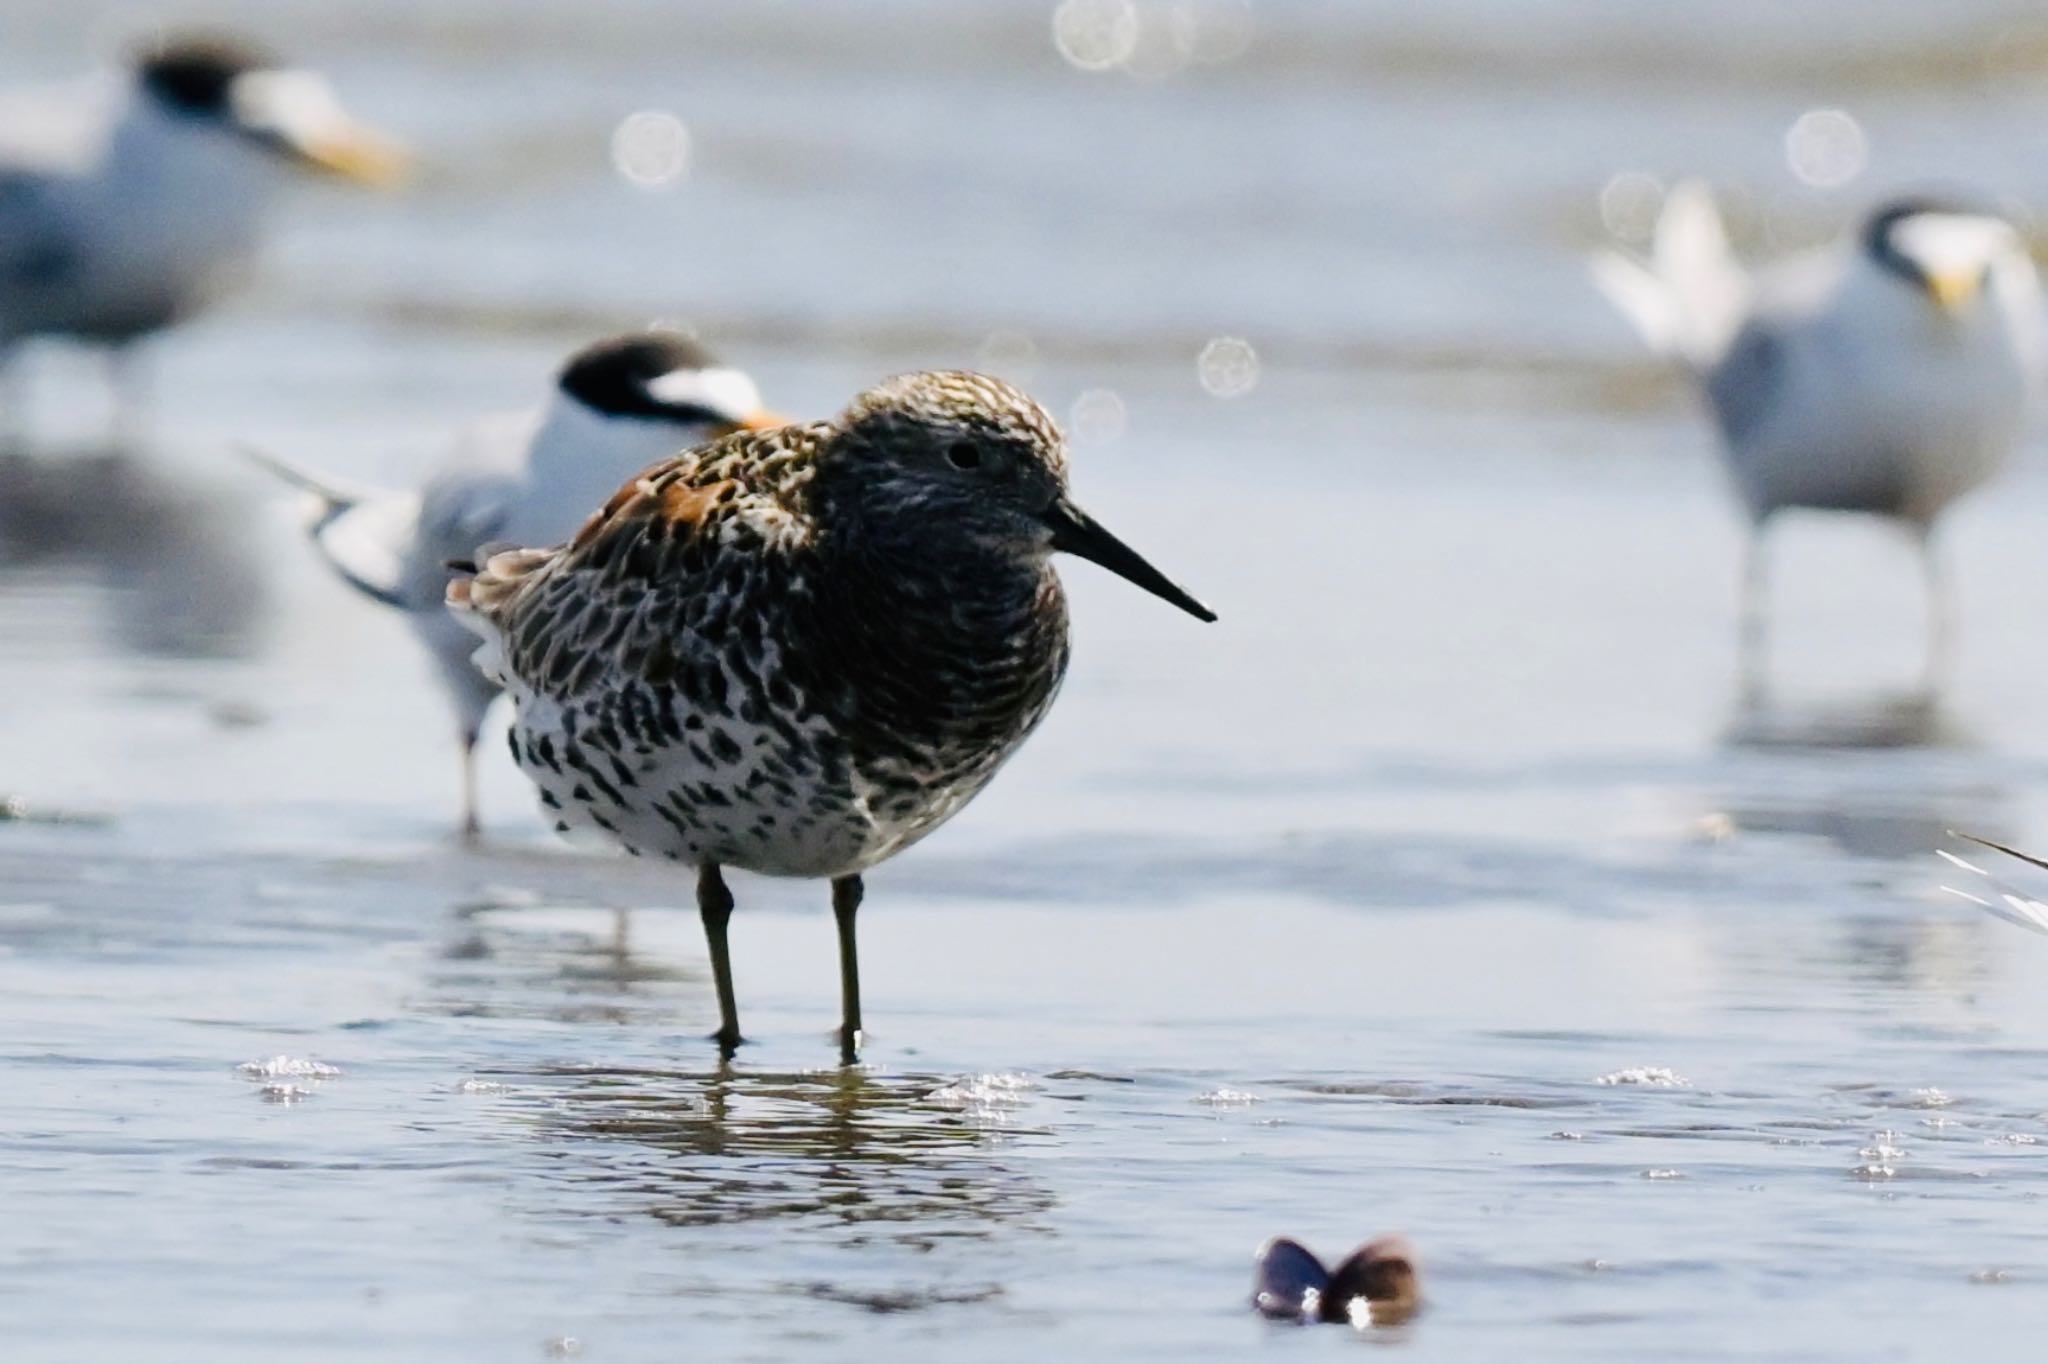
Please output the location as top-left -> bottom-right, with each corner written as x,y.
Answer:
0,34 -> 406,441
449,371 -> 1214,1059
245,331 -> 780,836
1251,1236 -> 1423,1327
1592,184 -> 2042,698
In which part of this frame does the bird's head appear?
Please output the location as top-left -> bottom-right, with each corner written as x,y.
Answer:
1863,197 -> 2028,316
134,34 -> 410,188
829,370 -> 1214,622
556,331 -> 782,438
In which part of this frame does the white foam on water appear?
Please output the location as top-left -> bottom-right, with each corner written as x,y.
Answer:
923,1072 -> 1037,1116
1193,1087 -> 1259,1107
1595,1067 -> 1690,1087
236,1055 -> 342,1080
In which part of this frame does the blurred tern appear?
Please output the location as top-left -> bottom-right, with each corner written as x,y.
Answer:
243,331 -> 783,837
1593,184 -> 2042,697
0,34 -> 408,440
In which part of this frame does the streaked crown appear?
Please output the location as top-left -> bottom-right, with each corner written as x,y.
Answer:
822,370 -> 1213,621
839,370 -> 1067,477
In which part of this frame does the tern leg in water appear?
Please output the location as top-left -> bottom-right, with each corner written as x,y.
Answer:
1738,525 -> 1773,704
457,725 -> 482,843
0,354 -> 25,449
1738,518 -> 1956,703
1917,527 -> 1954,700
105,347 -> 151,450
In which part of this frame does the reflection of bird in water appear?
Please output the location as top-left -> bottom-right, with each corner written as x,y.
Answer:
450,372 -> 1213,1061
1593,184 -> 2042,700
0,445 -> 267,656
513,1064 -> 1051,1236
244,332 -> 780,838
1719,684 -> 1960,754
1251,1235 -> 1422,1327
0,34 -> 407,442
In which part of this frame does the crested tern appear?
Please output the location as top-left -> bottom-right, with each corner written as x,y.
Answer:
1593,183 -> 2042,697
0,34 -> 407,441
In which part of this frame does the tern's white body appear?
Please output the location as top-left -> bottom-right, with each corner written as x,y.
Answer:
0,81 -> 287,348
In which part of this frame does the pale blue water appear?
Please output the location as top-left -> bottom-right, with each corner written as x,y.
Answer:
9,2 -> 2048,1360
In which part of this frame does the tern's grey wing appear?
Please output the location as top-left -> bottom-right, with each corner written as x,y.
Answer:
238,443 -> 420,610
0,79 -> 114,316
402,415 -> 535,609
312,492 -> 423,609
0,167 -> 79,302
1703,321 -> 1785,449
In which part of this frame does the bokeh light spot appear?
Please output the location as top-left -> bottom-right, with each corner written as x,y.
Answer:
1784,109 -> 1866,189
1169,0 -> 1255,65
975,330 -> 1040,380
1070,388 -> 1128,445
1598,172 -> 1664,244
1053,0 -> 1140,72
1196,336 -> 1259,398
611,110 -> 691,189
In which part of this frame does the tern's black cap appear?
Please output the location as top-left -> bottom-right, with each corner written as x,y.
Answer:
136,35 -> 278,117
1862,194 -> 1997,286
556,332 -> 729,421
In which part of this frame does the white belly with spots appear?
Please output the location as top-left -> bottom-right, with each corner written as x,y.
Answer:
496,674 -> 990,879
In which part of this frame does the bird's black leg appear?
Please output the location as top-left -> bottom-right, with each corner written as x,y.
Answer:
832,874 -> 864,1063
458,725 -> 482,843
696,862 -> 743,1056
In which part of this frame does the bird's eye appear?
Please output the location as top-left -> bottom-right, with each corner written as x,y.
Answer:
945,440 -> 982,470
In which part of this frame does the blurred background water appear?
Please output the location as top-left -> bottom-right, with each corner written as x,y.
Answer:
10,1 -> 2048,1359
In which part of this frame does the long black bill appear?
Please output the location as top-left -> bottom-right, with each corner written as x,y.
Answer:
1042,497 -> 1216,622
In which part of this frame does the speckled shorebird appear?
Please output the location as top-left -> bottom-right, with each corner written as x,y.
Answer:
0,34 -> 407,439
244,331 -> 780,837
449,371 -> 1214,1058
1592,184 -> 2041,697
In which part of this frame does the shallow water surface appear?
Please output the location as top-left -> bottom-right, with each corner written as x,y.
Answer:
10,2 -> 2048,1360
